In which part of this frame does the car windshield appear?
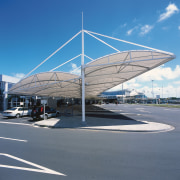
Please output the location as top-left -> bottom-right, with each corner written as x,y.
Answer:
9,107 -> 17,111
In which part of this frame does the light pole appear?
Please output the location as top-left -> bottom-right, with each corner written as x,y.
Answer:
122,83 -> 123,103
143,90 -> 145,104
152,80 -> 154,99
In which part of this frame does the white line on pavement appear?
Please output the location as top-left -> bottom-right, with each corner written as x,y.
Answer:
0,121 -> 32,126
0,153 -> 66,176
0,137 -> 27,142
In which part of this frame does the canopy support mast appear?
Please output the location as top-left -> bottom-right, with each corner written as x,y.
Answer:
81,12 -> 86,124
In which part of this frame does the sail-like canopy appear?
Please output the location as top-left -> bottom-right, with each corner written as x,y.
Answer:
9,50 -> 175,98
9,72 -> 80,98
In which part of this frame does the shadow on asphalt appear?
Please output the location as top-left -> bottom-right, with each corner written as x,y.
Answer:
55,105 -> 146,128
0,105 -> 147,128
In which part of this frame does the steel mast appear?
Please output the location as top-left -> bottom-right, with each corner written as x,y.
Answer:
81,12 -> 86,124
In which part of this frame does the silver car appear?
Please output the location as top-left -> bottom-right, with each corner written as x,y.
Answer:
3,107 -> 31,118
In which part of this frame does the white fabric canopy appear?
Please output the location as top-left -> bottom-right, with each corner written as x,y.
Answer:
9,50 -> 175,98
9,72 -> 81,98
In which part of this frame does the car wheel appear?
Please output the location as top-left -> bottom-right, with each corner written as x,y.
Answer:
16,114 -> 20,118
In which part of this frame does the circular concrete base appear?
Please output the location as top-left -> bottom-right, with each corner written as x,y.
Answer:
33,117 -> 175,133
81,120 -> 174,133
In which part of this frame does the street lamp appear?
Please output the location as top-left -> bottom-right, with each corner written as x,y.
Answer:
152,80 -> 154,99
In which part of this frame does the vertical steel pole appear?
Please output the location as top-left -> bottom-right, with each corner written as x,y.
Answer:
152,80 -> 154,104
81,12 -> 85,124
122,83 -> 123,103
44,102 -> 45,120
3,82 -> 8,110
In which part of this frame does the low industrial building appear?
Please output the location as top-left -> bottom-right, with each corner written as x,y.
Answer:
0,74 -> 20,111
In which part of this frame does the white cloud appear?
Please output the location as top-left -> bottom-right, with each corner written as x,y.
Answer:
162,26 -> 169,31
139,25 -> 154,36
135,67 -> 164,82
158,3 -> 179,22
124,3 -> 178,37
70,63 -> 81,75
161,65 -> 180,80
108,65 -> 180,98
12,73 -> 25,79
133,65 -> 180,97
121,23 -> 127,28
126,26 -> 139,36
135,65 -> 180,82
173,81 -> 180,85
112,23 -> 127,37
127,29 -> 134,36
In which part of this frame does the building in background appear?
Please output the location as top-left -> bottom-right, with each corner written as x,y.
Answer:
0,74 -> 57,110
0,74 -> 20,111
99,90 -> 131,103
99,89 -> 148,104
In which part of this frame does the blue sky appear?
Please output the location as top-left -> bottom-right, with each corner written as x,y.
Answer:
0,0 -> 180,98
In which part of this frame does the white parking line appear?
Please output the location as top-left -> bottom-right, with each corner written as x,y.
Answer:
139,110 -> 150,113
0,153 -> 66,176
135,108 -> 150,113
0,121 -> 31,126
0,137 -> 27,142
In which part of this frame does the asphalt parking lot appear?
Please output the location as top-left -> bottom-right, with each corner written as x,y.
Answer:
0,104 -> 180,180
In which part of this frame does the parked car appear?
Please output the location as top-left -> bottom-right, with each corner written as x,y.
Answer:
3,107 -> 31,118
31,106 -> 60,120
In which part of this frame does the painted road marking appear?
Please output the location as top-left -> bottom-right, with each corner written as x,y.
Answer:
135,108 -> 150,113
139,110 -> 150,113
120,112 -> 140,115
0,121 -> 31,126
109,110 -> 123,112
0,153 -> 66,176
0,137 -> 27,142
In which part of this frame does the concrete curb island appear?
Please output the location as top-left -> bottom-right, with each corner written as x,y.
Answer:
33,116 -> 174,133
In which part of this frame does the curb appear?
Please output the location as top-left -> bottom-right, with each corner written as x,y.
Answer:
79,125 -> 175,133
32,118 -> 175,133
